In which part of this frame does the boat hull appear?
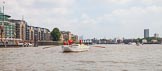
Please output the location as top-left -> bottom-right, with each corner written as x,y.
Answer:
62,44 -> 89,52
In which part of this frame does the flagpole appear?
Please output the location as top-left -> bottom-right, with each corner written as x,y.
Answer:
2,1 -> 4,26
2,1 -> 6,47
0,4 -> 2,41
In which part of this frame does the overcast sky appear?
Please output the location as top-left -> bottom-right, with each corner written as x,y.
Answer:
1,0 -> 162,39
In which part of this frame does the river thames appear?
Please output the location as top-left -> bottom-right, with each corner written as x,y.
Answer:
0,44 -> 162,71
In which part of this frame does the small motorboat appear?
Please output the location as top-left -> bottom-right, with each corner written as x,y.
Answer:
62,44 -> 89,52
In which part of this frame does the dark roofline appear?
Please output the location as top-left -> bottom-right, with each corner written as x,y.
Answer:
0,13 -> 11,18
9,19 -> 27,24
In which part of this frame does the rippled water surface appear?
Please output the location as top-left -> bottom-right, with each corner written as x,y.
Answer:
1,44 -> 162,71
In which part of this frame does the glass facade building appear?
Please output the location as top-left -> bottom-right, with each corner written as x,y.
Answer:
144,29 -> 149,38
0,9 -> 51,45
0,12 -> 15,39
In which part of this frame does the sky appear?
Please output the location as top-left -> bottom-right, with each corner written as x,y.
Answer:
1,0 -> 162,39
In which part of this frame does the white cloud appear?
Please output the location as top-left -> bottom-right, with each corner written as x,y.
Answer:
111,5 -> 162,16
51,8 -> 71,16
104,0 -> 131,4
96,5 -> 162,38
3,0 -> 75,23
1,0 -> 162,38
93,0 -> 162,6
36,0 -> 75,7
141,0 -> 162,5
18,0 -> 35,6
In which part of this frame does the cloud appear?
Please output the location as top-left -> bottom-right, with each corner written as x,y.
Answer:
51,8 -> 71,16
141,0 -> 162,5
111,6 -> 162,16
96,5 -> 162,38
3,0 -> 75,25
2,0 -> 162,38
104,0 -> 131,4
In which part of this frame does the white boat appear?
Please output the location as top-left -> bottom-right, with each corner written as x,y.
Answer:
62,44 -> 89,52
128,42 -> 136,45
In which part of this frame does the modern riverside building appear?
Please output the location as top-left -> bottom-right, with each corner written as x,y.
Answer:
0,12 -> 51,45
40,28 -> 45,40
0,7 -> 51,46
27,26 -> 51,42
60,31 -> 72,41
26,26 -> 30,40
60,31 -> 78,42
44,29 -> 51,41
29,26 -> 34,41
8,19 -> 51,44
71,34 -> 79,42
60,31 -> 71,41
0,11 -> 16,45
144,29 -> 149,38
9,19 -> 27,40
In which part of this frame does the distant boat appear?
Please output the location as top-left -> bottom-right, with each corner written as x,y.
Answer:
128,42 -> 142,46
128,42 -> 136,45
62,44 -> 89,52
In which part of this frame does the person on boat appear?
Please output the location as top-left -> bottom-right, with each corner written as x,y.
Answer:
63,41 -> 67,45
68,40 -> 73,45
79,40 -> 82,45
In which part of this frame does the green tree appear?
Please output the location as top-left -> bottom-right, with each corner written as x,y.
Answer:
137,38 -> 142,43
71,36 -> 76,42
51,28 -> 61,41
145,37 -> 152,43
157,38 -> 161,42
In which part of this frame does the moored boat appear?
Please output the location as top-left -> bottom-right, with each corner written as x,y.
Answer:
62,44 -> 89,52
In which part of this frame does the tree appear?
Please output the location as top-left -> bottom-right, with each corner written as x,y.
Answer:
137,38 -> 143,43
145,37 -> 152,43
71,37 -> 76,41
157,38 -> 161,42
51,28 -> 61,41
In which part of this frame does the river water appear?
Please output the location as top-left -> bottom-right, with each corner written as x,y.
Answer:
0,44 -> 162,71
